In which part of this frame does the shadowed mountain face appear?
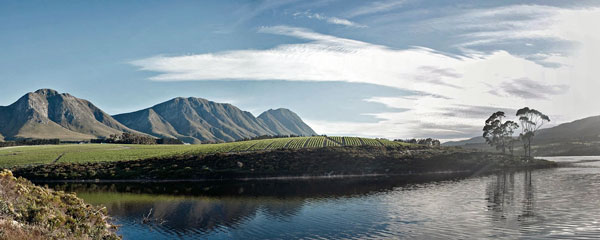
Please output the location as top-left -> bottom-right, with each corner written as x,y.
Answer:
0,89 -> 139,141
113,98 -> 316,143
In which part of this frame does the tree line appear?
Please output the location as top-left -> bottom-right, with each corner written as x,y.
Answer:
91,133 -> 184,145
394,138 -> 441,146
483,107 -> 550,157
0,139 -> 60,148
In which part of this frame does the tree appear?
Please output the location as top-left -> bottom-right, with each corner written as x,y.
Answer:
483,111 -> 519,154
516,107 -> 550,157
502,120 -> 519,155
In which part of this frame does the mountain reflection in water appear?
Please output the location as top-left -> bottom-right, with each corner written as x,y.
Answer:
43,158 -> 600,239
46,174 -> 469,238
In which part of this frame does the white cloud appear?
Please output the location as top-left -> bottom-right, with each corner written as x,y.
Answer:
131,6 -> 600,141
429,5 -> 596,52
345,0 -> 406,18
293,11 -> 366,28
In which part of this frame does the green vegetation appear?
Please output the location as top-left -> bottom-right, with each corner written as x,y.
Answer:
12,146 -> 557,181
264,138 -> 292,149
0,136 -> 411,168
286,137 -> 310,148
361,138 -> 383,146
0,170 -> 119,240
324,138 -> 341,147
379,139 -> 402,147
329,136 -> 343,144
0,144 -> 193,167
306,136 -> 326,147
343,137 -> 362,146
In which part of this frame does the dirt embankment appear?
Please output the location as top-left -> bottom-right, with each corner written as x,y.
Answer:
12,146 -> 557,181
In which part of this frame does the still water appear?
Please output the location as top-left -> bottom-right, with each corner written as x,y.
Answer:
46,156 -> 600,239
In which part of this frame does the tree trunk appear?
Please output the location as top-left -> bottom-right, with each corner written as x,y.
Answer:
528,138 -> 532,158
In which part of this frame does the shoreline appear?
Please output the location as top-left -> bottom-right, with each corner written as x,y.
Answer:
29,166 -> 560,184
30,171 -> 479,183
14,146 -> 558,182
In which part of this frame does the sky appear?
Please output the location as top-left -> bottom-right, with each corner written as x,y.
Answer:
1,0 -> 600,141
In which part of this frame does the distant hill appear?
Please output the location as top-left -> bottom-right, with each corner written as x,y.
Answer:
534,115 -> 600,143
442,136 -> 485,146
445,115 -> 600,147
442,115 -> 600,155
0,89 -> 139,141
113,97 -> 316,143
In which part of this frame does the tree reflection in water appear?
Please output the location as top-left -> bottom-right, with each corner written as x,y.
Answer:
486,171 -> 539,226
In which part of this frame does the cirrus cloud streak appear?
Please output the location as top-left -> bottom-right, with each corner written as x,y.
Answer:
130,6 -> 600,141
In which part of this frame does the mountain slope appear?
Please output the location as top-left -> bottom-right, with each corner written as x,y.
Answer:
258,108 -> 317,136
443,136 -> 485,146
443,115 -> 600,147
534,115 -> 600,143
114,98 -> 316,143
0,89 -> 139,141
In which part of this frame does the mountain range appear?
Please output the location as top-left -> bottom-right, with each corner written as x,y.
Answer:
0,89 -> 316,143
113,97 -> 316,143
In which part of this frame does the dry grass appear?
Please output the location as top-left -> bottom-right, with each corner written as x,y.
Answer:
0,170 -> 120,240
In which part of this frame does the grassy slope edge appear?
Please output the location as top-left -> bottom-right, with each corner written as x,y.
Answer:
0,170 -> 120,240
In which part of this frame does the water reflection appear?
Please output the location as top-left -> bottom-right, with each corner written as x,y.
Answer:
45,173 -> 471,238
40,162 -> 600,239
48,174 -> 461,199
486,171 -> 540,225
522,171 -> 535,220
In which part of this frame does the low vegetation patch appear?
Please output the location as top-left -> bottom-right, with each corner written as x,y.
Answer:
0,170 -> 119,240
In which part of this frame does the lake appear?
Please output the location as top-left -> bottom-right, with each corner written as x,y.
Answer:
44,156 -> 600,239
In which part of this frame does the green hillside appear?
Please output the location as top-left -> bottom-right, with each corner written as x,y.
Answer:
0,136 -> 410,167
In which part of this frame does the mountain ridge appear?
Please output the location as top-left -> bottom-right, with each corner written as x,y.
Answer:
113,97 -> 316,143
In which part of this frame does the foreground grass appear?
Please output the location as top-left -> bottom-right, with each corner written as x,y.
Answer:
0,170 -> 119,240
0,136 -> 409,167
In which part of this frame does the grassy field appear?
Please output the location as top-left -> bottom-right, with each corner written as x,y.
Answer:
0,136 -> 410,167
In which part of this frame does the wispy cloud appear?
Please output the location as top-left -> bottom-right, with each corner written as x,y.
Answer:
345,0 -> 406,18
422,5 -> 596,55
131,5 -> 600,140
293,11 -> 366,28
491,78 -> 569,99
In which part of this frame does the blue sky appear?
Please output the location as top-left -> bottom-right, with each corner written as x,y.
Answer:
2,0 -> 600,140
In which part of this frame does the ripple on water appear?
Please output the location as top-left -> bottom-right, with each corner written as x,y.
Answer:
48,156 -> 600,239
